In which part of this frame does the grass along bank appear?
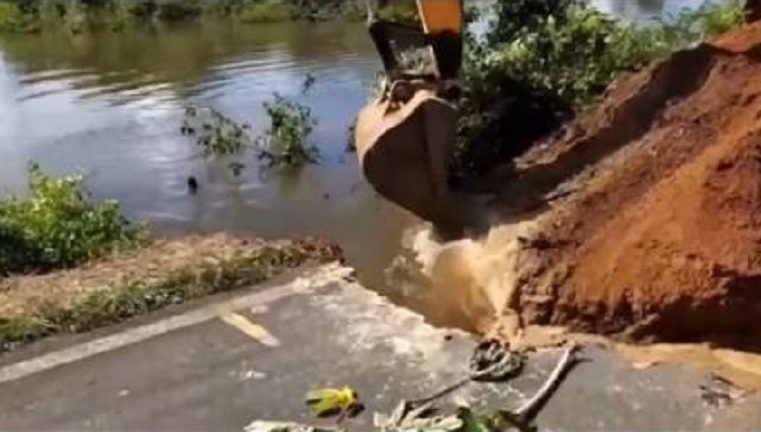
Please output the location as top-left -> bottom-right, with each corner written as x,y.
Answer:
0,234 -> 342,354
0,165 -> 342,354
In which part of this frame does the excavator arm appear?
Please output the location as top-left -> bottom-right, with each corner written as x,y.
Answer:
355,0 -> 464,234
367,0 -> 462,81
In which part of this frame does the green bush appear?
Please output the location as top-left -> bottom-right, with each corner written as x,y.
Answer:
0,1 -> 36,32
186,107 -> 249,158
452,0 -> 744,181
238,1 -> 290,23
0,163 -> 147,276
106,0 -> 133,31
257,93 -> 319,168
182,95 -> 317,173
377,2 -> 418,25
0,2 -> 22,31
667,1 -> 746,37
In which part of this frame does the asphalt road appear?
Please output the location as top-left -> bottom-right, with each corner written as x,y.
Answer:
1,263 -> 760,431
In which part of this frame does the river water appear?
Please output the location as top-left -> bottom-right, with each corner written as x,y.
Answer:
0,20 -> 417,290
0,0 -> 715,321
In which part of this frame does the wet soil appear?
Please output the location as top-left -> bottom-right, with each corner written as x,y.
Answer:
502,22 -> 761,349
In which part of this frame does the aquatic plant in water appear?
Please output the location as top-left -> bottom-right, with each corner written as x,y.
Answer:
257,93 -> 319,168
182,91 -> 318,174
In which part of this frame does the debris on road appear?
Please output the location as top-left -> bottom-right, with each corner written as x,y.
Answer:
699,373 -> 747,408
245,344 -> 580,432
305,386 -> 365,422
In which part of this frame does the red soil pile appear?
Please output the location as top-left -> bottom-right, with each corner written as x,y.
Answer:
511,22 -> 761,346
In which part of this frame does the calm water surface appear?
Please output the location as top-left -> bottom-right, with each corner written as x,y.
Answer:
0,0 -> 716,313
0,21 -> 418,289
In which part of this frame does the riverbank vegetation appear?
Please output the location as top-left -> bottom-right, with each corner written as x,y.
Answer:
0,0 -> 374,33
0,235 -> 341,353
0,164 -> 146,277
452,0 -> 745,181
0,165 -> 341,354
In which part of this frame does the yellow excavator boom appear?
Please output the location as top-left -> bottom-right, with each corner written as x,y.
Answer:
417,0 -> 462,35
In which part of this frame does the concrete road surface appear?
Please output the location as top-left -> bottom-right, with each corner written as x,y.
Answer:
1,263 -> 760,431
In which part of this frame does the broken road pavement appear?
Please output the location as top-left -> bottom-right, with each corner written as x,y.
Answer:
0,263 -> 759,431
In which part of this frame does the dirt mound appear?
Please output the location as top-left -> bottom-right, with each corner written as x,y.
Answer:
509,22 -> 761,347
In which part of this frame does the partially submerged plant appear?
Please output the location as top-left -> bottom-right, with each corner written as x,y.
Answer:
376,1 -> 419,25
185,107 -> 250,158
238,1 -> 291,24
0,1 -> 37,33
257,93 -> 319,168
108,0 -> 134,31
181,91 -> 318,176
662,1 -> 745,39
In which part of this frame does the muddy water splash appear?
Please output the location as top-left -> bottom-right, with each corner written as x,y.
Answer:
387,214 -> 540,335
396,214 -> 761,389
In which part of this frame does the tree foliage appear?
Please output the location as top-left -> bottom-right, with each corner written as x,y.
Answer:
452,0 -> 745,181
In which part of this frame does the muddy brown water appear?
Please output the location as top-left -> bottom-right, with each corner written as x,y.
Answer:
0,0 -> 714,327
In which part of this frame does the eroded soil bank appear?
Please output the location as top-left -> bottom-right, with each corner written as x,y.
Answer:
403,21 -> 761,363
495,21 -> 761,349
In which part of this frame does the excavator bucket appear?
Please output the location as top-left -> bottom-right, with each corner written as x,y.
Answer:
355,88 -> 457,225
356,0 -> 462,229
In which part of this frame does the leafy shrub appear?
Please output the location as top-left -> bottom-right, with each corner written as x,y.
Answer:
186,107 -> 249,158
669,1 -> 746,37
182,93 -> 318,173
0,163 -> 147,276
0,2 -> 22,31
0,1 -> 37,32
106,0 -> 133,31
238,1 -> 290,23
257,93 -> 318,168
377,1 -> 418,24
452,0 -> 744,181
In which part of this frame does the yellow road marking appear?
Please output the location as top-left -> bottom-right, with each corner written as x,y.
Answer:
220,312 -> 281,347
